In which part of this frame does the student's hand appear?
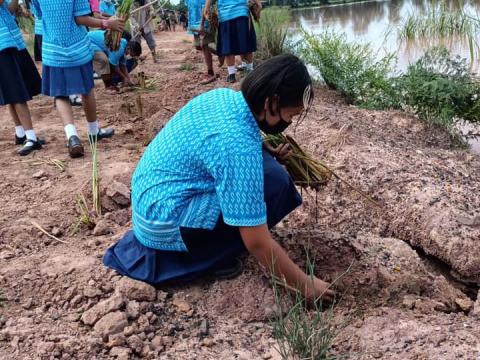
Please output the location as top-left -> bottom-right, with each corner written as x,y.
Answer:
107,17 -> 125,32
304,277 -> 335,303
273,143 -> 292,164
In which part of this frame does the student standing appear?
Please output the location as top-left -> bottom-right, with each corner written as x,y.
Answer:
103,54 -> 335,303
204,0 -> 260,83
187,0 -> 216,85
0,0 -> 43,156
131,0 -> 158,63
32,0 -> 124,158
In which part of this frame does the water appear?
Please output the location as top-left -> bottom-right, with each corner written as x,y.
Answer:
290,0 -> 480,153
290,0 -> 480,72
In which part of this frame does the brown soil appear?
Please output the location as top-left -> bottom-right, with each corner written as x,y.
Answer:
1,31 -> 479,360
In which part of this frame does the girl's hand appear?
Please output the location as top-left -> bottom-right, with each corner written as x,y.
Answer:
264,142 -> 292,164
304,277 -> 335,302
107,17 -> 125,32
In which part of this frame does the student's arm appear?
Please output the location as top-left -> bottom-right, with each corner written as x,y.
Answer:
112,64 -> 133,86
75,15 -> 124,31
240,224 -> 335,301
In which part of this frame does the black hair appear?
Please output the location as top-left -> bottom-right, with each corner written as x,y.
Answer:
241,54 -> 313,117
128,41 -> 142,57
122,30 -> 132,41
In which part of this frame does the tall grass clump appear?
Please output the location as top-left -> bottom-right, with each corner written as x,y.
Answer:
396,47 -> 480,135
255,7 -> 291,60
398,4 -> 480,61
271,254 -> 341,360
300,30 -> 399,109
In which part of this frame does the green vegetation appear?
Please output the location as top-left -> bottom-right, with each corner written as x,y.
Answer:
179,63 -> 196,71
255,7 -> 291,60
397,3 -> 480,60
396,47 -> 480,132
300,31 -> 398,109
271,253 -> 340,360
300,30 -> 480,140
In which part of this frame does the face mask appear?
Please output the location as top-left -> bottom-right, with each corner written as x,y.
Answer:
257,117 -> 290,134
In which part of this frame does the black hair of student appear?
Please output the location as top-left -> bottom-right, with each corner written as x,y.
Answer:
122,30 -> 132,41
128,41 -> 142,57
241,54 -> 313,117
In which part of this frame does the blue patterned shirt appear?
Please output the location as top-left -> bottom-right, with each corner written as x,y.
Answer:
0,0 -> 26,51
87,30 -> 127,66
31,4 -> 42,35
99,1 -> 115,16
32,0 -> 93,68
186,0 -> 208,32
132,88 -> 267,251
218,0 -> 248,23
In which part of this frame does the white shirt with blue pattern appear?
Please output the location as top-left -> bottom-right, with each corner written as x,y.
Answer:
132,88 -> 267,251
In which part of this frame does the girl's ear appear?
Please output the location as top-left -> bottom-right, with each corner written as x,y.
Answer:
268,95 -> 279,116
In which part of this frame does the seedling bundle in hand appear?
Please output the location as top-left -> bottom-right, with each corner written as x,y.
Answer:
106,0 -> 134,51
265,134 -> 331,190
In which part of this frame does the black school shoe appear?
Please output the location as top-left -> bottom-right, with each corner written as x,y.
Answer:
209,258 -> 244,280
16,135 -> 46,146
226,74 -> 236,83
88,128 -> 115,144
17,139 -> 42,156
15,135 -> 26,145
68,135 -> 84,158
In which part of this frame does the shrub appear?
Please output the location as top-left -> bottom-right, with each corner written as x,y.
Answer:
395,47 -> 480,132
299,31 -> 399,109
300,30 -> 480,141
255,7 -> 291,60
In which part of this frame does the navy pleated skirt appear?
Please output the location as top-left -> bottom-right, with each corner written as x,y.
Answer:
0,47 -> 41,106
217,16 -> 257,57
103,150 -> 302,285
42,61 -> 94,97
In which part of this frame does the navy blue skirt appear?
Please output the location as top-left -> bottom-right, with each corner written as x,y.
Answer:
217,16 -> 257,56
103,150 -> 302,285
42,61 -> 94,97
0,48 -> 41,106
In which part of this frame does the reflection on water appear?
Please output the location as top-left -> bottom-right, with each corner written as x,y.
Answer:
290,0 -> 480,71
290,0 -> 480,154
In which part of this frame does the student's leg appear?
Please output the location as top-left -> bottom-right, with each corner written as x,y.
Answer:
55,97 -> 84,158
226,55 -> 236,82
9,103 -> 43,155
242,52 -> 254,71
81,89 -> 115,141
144,32 -> 158,63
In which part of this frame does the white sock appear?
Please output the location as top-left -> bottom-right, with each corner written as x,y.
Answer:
64,124 -> 79,140
87,120 -> 99,136
245,62 -> 254,71
227,66 -> 236,75
15,126 -> 25,138
241,61 -> 247,67
69,95 -> 77,101
25,129 -> 37,142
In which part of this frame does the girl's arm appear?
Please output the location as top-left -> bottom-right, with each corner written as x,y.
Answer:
75,15 -> 124,31
240,224 -> 335,301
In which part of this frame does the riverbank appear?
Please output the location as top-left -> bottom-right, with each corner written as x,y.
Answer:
0,30 -> 479,359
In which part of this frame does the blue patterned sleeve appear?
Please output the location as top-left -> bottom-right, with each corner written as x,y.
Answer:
74,0 -> 92,17
211,151 -> 267,227
31,0 -> 42,19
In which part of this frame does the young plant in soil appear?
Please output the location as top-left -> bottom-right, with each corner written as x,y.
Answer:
89,136 -> 101,216
271,252 -> 342,360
